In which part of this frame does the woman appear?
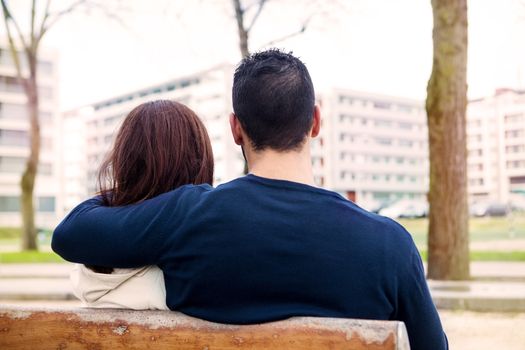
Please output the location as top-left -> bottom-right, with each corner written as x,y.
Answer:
70,100 -> 214,310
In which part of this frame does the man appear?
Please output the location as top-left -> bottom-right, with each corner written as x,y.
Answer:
53,49 -> 447,350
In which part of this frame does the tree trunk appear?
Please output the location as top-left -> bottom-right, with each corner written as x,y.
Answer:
20,61 -> 40,251
232,0 -> 250,58
425,0 -> 469,280
232,0 -> 250,174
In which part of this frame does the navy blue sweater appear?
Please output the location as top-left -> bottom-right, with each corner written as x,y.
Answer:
53,174 -> 447,350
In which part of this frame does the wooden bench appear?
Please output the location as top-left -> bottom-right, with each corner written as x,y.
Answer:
0,305 -> 410,349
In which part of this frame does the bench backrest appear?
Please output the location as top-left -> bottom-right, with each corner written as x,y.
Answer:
0,305 -> 410,349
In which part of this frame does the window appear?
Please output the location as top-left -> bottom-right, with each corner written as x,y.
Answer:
375,137 -> 392,146
0,76 -> 24,93
39,163 -> 52,175
468,120 -> 482,128
374,120 -> 392,128
468,149 -> 483,157
0,157 -> 26,173
0,196 -> 19,212
373,101 -> 391,110
505,130 -> 524,139
0,103 -> 27,119
397,104 -> 413,113
38,87 -> 53,99
312,157 -> 324,167
339,133 -> 353,142
469,163 -> 483,171
339,114 -> 353,123
339,95 -> 355,104
0,130 -> 29,147
469,178 -> 484,186
399,139 -> 413,147
38,61 -> 53,75
340,171 -> 353,180
505,113 -> 525,123
507,160 -> 525,169
398,122 -> 412,130
506,145 -> 525,153
37,196 -> 55,212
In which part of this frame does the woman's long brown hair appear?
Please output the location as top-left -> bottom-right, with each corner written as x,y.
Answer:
88,100 -> 213,274
98,100 -> 214,207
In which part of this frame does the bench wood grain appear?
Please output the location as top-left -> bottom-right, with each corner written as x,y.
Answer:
0,305 -> 410,349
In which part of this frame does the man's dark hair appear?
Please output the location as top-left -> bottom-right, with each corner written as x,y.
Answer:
232,49 -> 315,151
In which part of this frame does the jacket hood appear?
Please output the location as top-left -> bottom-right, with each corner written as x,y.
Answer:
70,264 -> 152,303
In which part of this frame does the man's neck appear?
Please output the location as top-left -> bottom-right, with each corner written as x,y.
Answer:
246,147 -> 316,186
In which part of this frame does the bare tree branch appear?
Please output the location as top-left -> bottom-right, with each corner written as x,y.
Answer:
38,0 -> 53,41
43,0 -> 87,34
83,1 -> 132,33
0,0 -> 29,79
246,0 -> 267,33
30,0 -> 36,45
259,15 -> 311,48
232,0 -> 249,57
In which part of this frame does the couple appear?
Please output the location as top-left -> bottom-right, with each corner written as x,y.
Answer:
53,49 -> 448,350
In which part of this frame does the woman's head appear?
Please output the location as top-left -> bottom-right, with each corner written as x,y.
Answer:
98,100 -> 214,206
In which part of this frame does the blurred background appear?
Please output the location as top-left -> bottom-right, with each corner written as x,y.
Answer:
0,1 -> 524,349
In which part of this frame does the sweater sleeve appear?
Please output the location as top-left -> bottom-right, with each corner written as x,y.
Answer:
394,244 -> 448,350
52,185 -> 207,268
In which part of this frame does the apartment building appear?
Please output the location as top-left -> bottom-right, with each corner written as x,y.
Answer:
64,64 -> 244,205
313,89 -> 429,209
59,109 -> 88,214
62,63 -> 525,215
0,46 -> 60,228
467,88 -> 525,203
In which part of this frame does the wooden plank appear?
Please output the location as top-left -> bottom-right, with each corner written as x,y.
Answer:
0,305 -> 410,350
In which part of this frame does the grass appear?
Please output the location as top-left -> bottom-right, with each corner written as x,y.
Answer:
398,213 -> 525,246
0,227 -> 22,239
418,250 -> 525,262
0,251 -> 64,263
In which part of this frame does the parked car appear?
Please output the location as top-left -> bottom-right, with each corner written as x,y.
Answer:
364,200 -> 395,214
469,201 -> 508,217
379,200 -> 428,219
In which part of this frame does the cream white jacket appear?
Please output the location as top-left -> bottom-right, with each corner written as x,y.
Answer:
70,264 -> 168,310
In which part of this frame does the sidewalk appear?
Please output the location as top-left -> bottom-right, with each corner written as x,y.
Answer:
1,262 -> 525,312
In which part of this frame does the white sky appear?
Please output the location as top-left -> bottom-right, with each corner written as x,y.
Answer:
5,0 -> 525,110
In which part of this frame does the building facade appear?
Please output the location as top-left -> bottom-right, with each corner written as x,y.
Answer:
61,66 -> 525,215
62,64 -> 244,209
60,109 -> 88,214
0,46 -> 60,228
467,89 -> 525,203
313,89 -> 429,209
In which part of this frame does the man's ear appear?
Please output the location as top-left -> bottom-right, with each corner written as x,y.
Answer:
229,113 -> 244,146
310,105 -> 321,138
